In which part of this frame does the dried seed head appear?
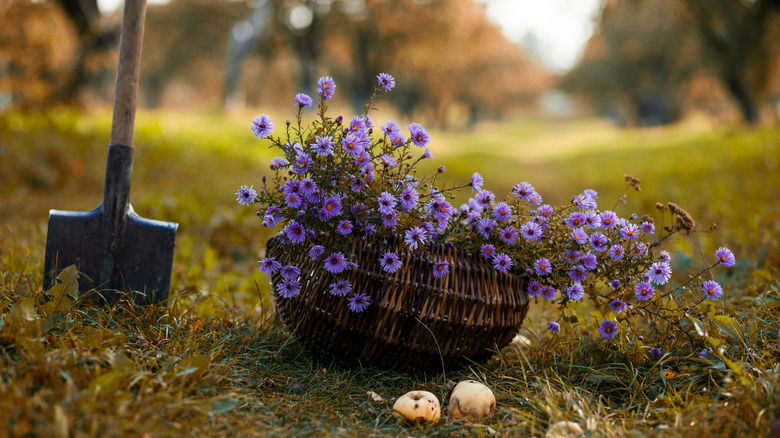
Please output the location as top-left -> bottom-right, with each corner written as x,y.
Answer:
624,174 -> 641,191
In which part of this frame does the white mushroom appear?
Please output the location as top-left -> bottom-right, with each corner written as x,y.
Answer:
392,390 -> 441,423
448,380 -> 496,420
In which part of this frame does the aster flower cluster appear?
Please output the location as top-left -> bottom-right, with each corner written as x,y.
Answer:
236,74 -> 736,351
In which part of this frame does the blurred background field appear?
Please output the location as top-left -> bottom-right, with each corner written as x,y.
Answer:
2,0 -> 780,436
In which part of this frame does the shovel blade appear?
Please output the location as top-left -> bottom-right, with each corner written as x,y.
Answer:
43,205 -> 177,306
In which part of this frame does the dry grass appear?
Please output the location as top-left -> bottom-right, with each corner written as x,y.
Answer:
1,109 -> 779,437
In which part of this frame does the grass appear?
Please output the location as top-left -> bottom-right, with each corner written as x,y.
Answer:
1,107 -> 780,437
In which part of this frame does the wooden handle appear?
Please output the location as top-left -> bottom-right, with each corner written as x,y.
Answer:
110,0 -> 147,147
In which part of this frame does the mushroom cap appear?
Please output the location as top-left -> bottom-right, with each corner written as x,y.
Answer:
448,380 -> 496,420
392,390 -> 441,423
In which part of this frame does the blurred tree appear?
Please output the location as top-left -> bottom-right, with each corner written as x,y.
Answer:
681,0 -> 780,124
562,0 -> 780,125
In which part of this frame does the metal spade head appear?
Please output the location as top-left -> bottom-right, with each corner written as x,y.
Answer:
43,145 -> 177,305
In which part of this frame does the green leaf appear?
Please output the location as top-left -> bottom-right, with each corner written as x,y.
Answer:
713,315 -> 743,340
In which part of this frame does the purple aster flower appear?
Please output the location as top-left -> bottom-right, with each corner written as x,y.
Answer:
715,247 -> 735,268
640,221 -> 655,234
512,182 -> 535,200
547,321 -> 561,334
280,265 -> 301,280
493,202 -> 512,221
598,320 -> 617,339
480,244 -> 496,259
534,258 -> 552,276
380,154 -> 397,167
620,223 -> 640,240
573,193 -> 598,209
583,210 -> 602,228
379,252 -> 403,273
537,204 -> 554,221
319,194 -> 343,221
299,178 -> 317,196
571,227 -> 589,245
477,217 -> 497,238
702,280 -> 723,299
566,212 -> 586,228
348,293 -> 371,312
648,261 -> 672,285
276,279 -> 301,298
527,191 -> 543,206
235,185 -> 257,206
471,172 -> 484,192
328,280 -> 352,297
631,242 -> 648,257
600,211 -> 618,229
381,120 -> 401,137
389,133 -> 406,148
309,245 -> 325,260
284,220 -> 306,244
342,133 -> 362,155
336,220 -> 353,235
608,245 -> 625,261
382,211 -> 398,228
258,257 -> 282,275
408,122 -> 430,147
364,224 -> 376,237
377,72 -> 396,91
589,232 -> 609,252
348,115 -> 367,134
293,152 -> 313,174
281,180 -> 301,195
269,157 -> 288,170
659,250 -> 671,263
499,226 -> 519,245
566,250 -> 582,262
698,348 -> 711,360
492,253 -> 513,273
432,261 -> 450,278
353,150 -> 372,169
611,279 -> 621,289
566,282 -> 585,301
250,114 -> 274,138
314,135 -> 334,155
649,347 -> 662,359
295,93 -> 313,107
569,265 -> 587,282
634,281 -> 655,301
285,192 -> 304,209
475,190 -> 495,208
404,226 -> 428,250
377,192 -> 397,214
582,253 -> 598,270
317,76 -> 336,99
610,299 -> 627,313
528,280 -> 542,297
422,147 -> 433,159
398,187 -> 418,212
520,221 -> 543,242
323,252 -> 348,274
262,206 -> 282,227
541,286 -> 557,300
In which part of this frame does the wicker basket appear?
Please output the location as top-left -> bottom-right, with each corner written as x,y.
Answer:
267,234 -> 529,371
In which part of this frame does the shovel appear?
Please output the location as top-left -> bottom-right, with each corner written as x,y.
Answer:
43,0 -> 177,306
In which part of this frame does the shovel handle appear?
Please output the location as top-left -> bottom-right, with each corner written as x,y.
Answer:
110,0 -> 147,147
